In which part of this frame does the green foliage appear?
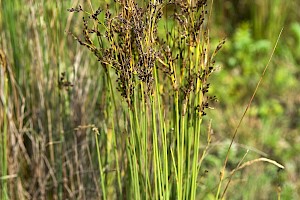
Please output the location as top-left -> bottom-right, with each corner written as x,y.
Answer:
68,1 -> 225,198
211,23 -> 272,104
207,0 -> 300,198
1,0 -> 299,199
289,22 -> 300,61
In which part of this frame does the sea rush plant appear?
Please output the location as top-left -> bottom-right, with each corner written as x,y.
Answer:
69,0 -> 225,199
0,0 -> 291,199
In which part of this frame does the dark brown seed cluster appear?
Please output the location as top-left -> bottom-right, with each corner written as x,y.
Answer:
58,72 -> 73,90
68,2 -> 163,107
67,5 -> 83,13
155,0 -> 223,117
68,0 -> 224,115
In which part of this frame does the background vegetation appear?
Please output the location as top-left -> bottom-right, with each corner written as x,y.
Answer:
0,0 -> 299,199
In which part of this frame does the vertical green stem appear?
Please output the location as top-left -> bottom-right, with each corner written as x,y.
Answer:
95,130 -> 107,200
107,71 -> 123,198
1,70 -> 9,200
174,90 -> 182,199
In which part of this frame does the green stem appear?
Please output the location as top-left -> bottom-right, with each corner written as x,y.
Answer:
95,130 -> 107,200
1,71 -> 9,200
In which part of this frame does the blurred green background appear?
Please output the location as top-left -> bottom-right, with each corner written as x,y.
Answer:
205,0 -> 300,199
0,0 -> 299,199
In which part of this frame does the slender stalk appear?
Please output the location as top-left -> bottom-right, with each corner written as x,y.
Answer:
154,64 -> 169,199
151,94 -> 160,199
174,90 -> 182,199
215,28 -> 283,199
94,128 -> 107,200
128,109 -> 141,200
1,69 -> 8,200
107,71 -> 123,198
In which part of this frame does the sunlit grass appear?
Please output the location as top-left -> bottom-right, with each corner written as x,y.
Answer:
0,0 -> 299,199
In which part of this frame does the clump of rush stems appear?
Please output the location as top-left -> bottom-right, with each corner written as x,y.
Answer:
68,0 -> 225,199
